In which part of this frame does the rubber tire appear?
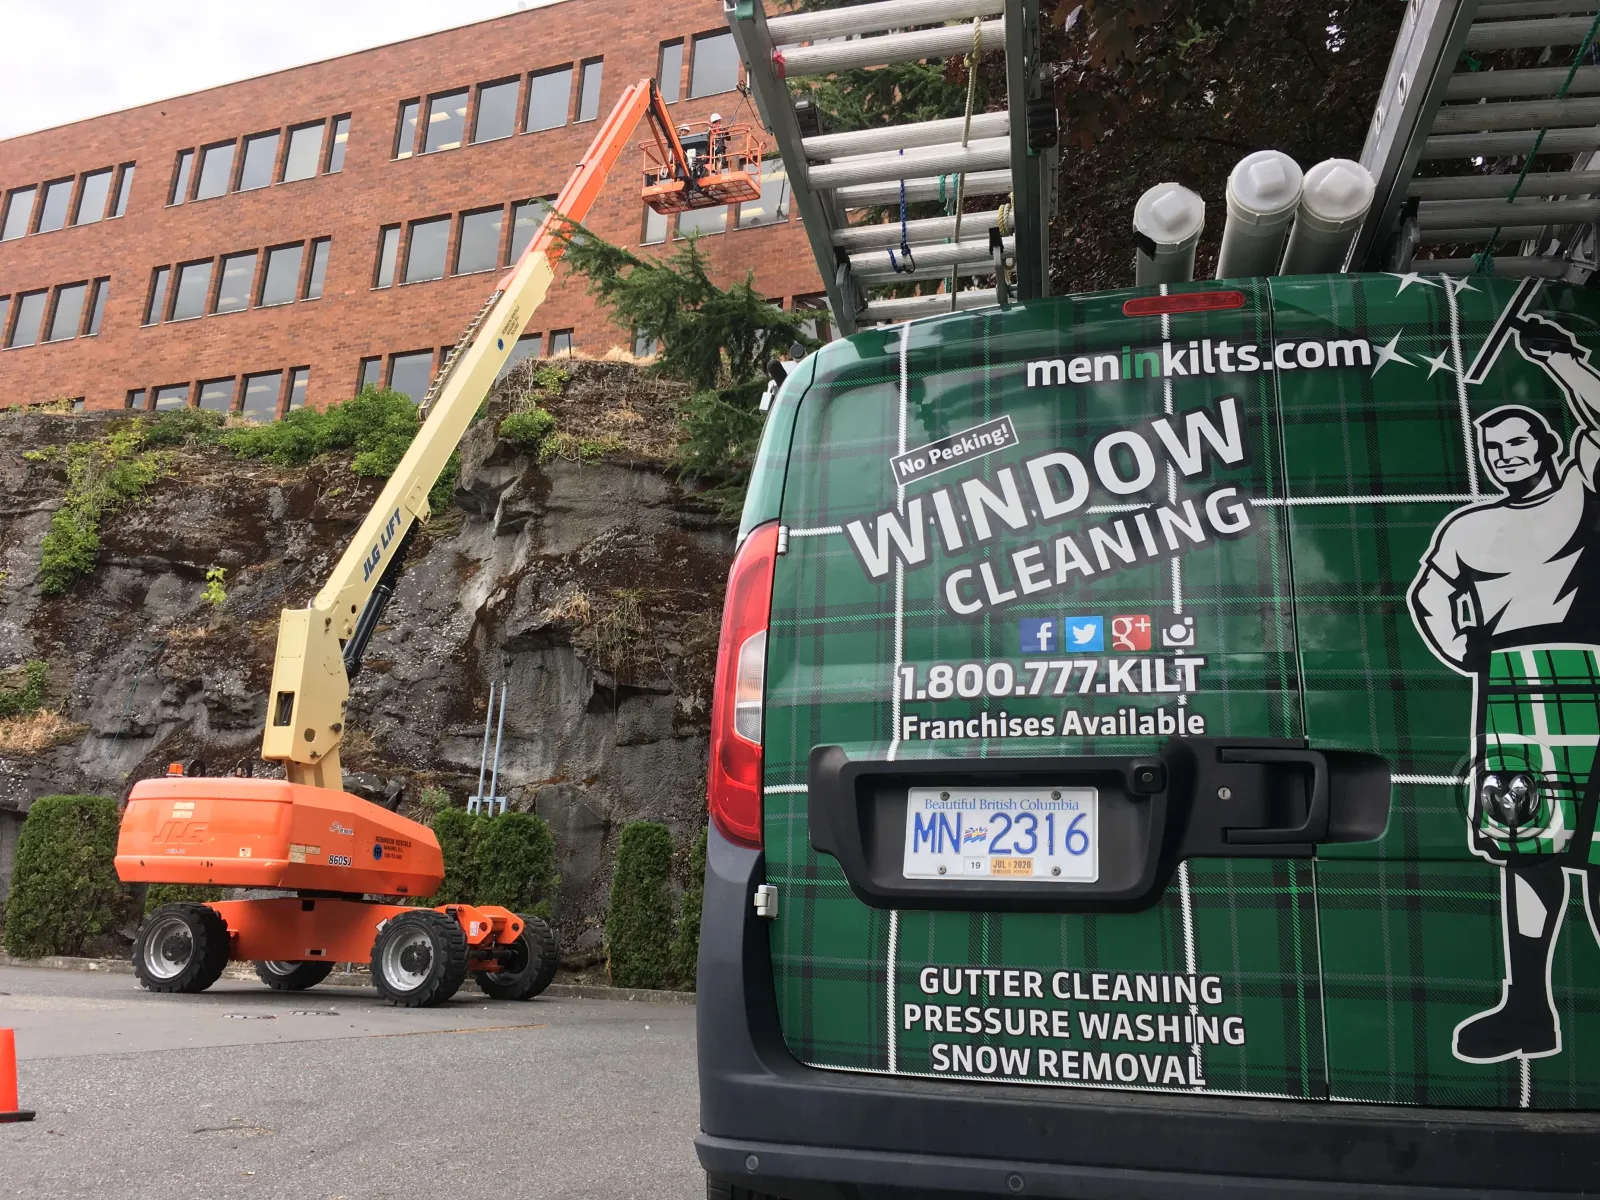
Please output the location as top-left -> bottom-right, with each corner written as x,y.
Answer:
254,960 -> 335,991
706,1178 -> 784,1200
369,910 -> 469,1007
132,903 -> 231,994
475,915 -> 558,1000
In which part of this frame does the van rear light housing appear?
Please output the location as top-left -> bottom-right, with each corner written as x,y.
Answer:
1122,290 -> 1247,317
708,521 -> 781,849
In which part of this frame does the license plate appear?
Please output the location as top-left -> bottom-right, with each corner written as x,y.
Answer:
902,787 -> 1099,883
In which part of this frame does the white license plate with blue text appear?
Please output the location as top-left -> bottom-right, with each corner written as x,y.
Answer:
902,787 -> 1099,882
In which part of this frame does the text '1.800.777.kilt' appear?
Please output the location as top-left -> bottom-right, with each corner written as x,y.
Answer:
1474,645 -> 1600,865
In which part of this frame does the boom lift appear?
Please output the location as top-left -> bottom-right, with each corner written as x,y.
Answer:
114,79 -> 758,1007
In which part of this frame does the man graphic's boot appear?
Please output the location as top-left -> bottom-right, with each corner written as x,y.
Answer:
1454,869 -> 1562,1062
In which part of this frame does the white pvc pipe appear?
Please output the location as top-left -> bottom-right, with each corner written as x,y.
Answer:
767,0 -> 1002,46
1215,150 -> 1302,280
1133,182 -> 1205,285
1279,158 -> 1376,275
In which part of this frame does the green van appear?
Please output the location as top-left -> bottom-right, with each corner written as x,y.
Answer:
696,273 -> 1600,1199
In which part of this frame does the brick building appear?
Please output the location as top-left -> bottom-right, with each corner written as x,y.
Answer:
0,0 -> 824,417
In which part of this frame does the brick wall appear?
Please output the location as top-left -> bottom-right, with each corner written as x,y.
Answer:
0,0 -> 823,414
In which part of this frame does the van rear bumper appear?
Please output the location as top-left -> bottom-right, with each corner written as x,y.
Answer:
696,825 -> 1600,1200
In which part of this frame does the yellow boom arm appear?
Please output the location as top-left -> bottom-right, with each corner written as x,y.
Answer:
261,79 -> 680,788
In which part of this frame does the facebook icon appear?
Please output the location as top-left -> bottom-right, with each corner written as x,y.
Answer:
1019,618 -> 1057,655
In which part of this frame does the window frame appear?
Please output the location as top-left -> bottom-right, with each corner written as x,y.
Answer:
325,115 -> 351,173
472,77 -> 521,144
402,216 -> 452,284
423,88 -> 470,154
241,370 -> 285,422
169,150 -> 194,205
169,258 -> 215,322
576,58 -> 604,123
7,290 -> 47,347
197,377 -> 238,414
73,168 -> 114,226
524,64 -> 575,133
395,99 -> 421,159
287,366 -> 310,411
237,130 -> 281,192
152,383 -> 193,412
85,278 -> 110,336
145,266 -> 172,326
386,349 -> 436,403
45,282 -> 89,343
641,203 -> 669,245
689,29 -> 741,98
304,237 -> 330,300
549,328 -> 574,357
35,177 -> 75,233
374,225 -> 401,289
454,206 -> 505,276
358,356 -> 383,392
2,187 -> 37,240
258,242 -> 306,308
281,121 -> 326,183
658,40 -> 684,104
194,139 -> 238,201
213,250 -> 260,314
111,163 -> 135,217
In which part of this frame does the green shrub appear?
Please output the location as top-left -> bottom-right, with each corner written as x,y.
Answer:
426,806 -> 485,905
2,795 -> 131,957
499,408 -> 557,451
606,821 -> 675,989
144,883 -> 223,914
475,811 -> 559,917
140,408 -> 224,449
0,661 -> 49,719
669,826 -> 707,990
33,427 -> 167,594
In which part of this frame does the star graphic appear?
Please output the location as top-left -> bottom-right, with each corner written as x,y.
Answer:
1441,275 -> 1480,296
1419,348 -> 1455,378
1371,332 -> 1414,376
1385,271 -> 1440,295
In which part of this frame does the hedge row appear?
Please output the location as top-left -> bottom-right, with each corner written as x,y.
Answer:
2,795 -> 134,957
606,821 -> 706,990
425,807 -> 559,918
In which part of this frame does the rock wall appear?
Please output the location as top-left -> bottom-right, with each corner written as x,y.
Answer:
0,362 -> 732,964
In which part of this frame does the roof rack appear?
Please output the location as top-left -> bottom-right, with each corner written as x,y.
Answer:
1351,0 -> 1600,281
724,0 -> 1058,333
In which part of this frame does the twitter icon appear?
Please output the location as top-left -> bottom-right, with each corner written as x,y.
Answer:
1062,616 -> 1104,652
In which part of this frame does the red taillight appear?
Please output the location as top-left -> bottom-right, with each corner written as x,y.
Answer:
708,521 -> 780,848
1122,290 -> 1247,317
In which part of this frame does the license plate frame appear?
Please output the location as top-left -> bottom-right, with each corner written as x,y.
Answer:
902,786 -> 1100,884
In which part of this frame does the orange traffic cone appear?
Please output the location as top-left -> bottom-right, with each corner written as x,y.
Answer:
0,1028 -> 33,1123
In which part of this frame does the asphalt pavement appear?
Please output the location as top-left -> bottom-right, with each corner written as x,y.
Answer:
0,963 -> 701,1200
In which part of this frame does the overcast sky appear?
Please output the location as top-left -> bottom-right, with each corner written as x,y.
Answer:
0,0 -> 559,140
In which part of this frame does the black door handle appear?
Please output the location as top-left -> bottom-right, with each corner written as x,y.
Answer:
1218,747 -> 1329,845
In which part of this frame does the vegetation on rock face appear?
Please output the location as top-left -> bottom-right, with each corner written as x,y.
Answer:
554,226 -> 814,514
0,661 -> 49,719
606,820 -> 676,989
144,883 -> 223,914
201,566 -> 228,608
668,826 -> 707,989
0,659 -> 80,755
2,795 -> 132,958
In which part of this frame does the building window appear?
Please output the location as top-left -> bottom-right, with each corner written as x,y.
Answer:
456,207 -> 503,275
238,131 -> 279,191
641,204 -> 668,245
7,291 -> 46,347
510,197 -> 554,262
404,217 -> 450,283
495,333 -> 543,381
633,327 -> 661,358
577,59 -> 604,122
388,350 -> 433,402
425,90 -> 469,153
198,378 -> 236,412
153,384 -> 190,411
658,41 -> 684,104
2,188 -> 35,240
111,164 -> 135,217
549,329 -> 574,357
793,293 -> 833,345
125,388 -> 146,410
260,244 -> 304,307
85,279 -> 109,335
326,116 -> 351,172
690,31 -> 740,97
171,260 -> 213,321
677,203 -> 728,237
169,151 -> 194,205
358,356 -> 383,391
47,283 -> 87,342
196,141 -> 236,200
0,297 -> 7,343
74,169 -> 113,225
288,367 -> 310,410
474,78 -> 519,143
395,100 -> 420,159
215,251 -> 257,313
37,178 -> 73,233
145,266 -> 171,325
305,238 -> 330,299
525,65 -> 572,132
282,122 -> 324,182
374,226 -> 400,288
242,371 -> 282,421
738,159 -> 789,228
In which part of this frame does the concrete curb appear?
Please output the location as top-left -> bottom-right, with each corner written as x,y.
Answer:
0,953 -> 695,1006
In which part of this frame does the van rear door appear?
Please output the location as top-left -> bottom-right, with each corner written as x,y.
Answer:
763,284 -> 1334,1098
1274,273 -> 1600,1109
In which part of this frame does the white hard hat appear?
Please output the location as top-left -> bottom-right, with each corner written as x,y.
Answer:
710,112 -> 723,122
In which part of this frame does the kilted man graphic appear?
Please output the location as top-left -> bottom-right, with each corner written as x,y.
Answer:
1410,313 -> 1600,1064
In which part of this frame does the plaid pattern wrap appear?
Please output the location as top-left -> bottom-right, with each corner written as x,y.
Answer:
1474,647 -> 1600,863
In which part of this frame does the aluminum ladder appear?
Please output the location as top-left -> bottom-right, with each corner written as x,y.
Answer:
724,0 -> 1058,332
1352,0 -> 1600,279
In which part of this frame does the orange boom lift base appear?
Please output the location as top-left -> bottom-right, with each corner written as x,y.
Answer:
114,78 -> 759,1008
